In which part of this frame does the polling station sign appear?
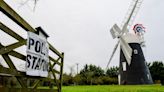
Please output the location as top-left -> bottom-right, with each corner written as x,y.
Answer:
26,32 -> 49,77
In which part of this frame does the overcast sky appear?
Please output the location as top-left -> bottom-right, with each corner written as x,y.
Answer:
0,0 -> 164,74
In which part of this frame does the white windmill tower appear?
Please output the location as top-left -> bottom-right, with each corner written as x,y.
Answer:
106,0 -> 153,85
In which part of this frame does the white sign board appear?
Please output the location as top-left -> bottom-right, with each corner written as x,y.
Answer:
26,32 -> 49,77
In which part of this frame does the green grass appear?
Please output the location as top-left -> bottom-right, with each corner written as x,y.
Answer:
62,85 -> 164,92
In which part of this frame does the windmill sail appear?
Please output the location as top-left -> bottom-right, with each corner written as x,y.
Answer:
110,24 -> 122,39
120,37 -> 132,65
106,40 -> 119,70
121,0 -> 143,32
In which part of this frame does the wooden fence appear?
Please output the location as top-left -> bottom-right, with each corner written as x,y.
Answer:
0,0 -> 64,92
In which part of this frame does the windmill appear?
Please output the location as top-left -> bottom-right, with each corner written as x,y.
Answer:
106,0 -> 153,85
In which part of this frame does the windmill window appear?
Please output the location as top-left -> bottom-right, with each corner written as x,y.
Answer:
122,62 -> 126,71
134,49 -> 138,54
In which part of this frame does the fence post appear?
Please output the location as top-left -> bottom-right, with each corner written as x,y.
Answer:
59,53 -> 64,92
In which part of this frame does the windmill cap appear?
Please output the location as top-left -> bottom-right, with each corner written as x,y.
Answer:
122,33 -> 141,44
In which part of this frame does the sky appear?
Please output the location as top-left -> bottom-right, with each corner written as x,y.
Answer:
0,0 -> 164,74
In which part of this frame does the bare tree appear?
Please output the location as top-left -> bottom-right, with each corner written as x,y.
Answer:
19,0 -> 39,11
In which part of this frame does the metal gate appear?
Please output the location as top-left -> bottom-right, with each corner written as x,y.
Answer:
0,0 -> 64,92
